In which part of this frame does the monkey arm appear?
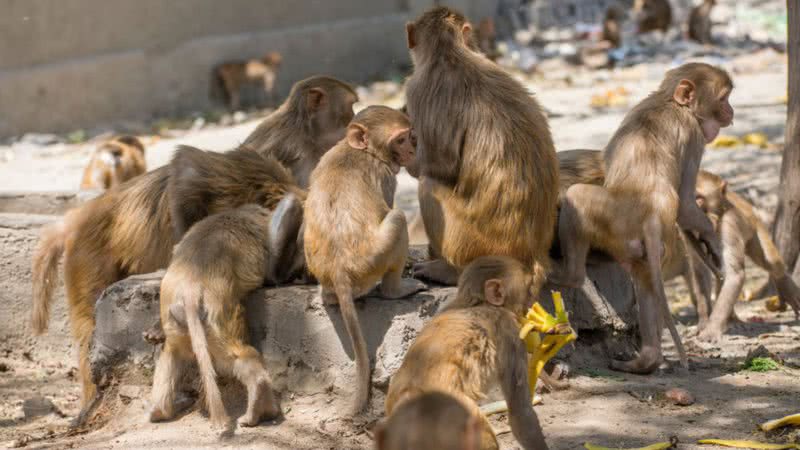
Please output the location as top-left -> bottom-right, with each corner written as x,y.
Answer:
676,150 -> 722,265
500,335 -> 549,450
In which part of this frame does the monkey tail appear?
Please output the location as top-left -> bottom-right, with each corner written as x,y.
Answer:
31,219 -> 67,335
334,282 -> 370,414
183,288 -> 229,427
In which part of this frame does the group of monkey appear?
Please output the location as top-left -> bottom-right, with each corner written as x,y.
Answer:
602,0 -> 718,49
29,6 -> 800,450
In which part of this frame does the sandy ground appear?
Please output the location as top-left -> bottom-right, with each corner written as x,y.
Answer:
1,43 -> 799,449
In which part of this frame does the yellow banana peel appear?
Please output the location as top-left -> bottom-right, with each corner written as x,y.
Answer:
743,132 -> 769,148
710,135 -> 742,148
584,440 -> 675,450
698,439 -> 799,449
764,296 -> 787,313
761,412 -> 800,431
519,291 -> 577,395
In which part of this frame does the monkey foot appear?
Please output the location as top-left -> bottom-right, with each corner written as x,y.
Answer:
696,326 -> 723,343
148,394 -> 194,423
412,259 -> 459,286
380,278 -> 427,299
609,352 -> 661,374
142,321 -> 166,345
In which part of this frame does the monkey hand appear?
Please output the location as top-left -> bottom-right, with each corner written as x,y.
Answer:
699,230 -> 723,271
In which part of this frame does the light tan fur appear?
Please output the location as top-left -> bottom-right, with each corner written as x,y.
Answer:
210,51 -> 283,110
80,136 -> 146,191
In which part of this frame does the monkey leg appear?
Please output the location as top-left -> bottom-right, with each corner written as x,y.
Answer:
747,228 -> 800,317
413,177 -> 459,285
229,342 -> 280,427
378,209 -> 427,298
611,268 -> 663,374
699,232 -> 746,342
316,285 -> 339,306
149,337 -> 193,422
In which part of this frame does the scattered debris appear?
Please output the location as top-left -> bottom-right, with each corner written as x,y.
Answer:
663,387 -> 695,406
22,396 -> 62,420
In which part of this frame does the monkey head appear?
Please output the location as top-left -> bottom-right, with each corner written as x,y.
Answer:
262,51 -> 283,67
664,63 -> 734,143
374,391 -> 482,450
695,171 -> 728,218
290,76 -> 358,154
346,106 -> 417,174
444,255 -> 535,317
267,193 -> 306,284
406,6 -> 479,62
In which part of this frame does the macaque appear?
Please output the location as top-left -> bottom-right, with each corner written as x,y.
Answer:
694,171 -> 800,341
556,149 -> 605,200
688,0 -> 716,45
80,136 -> 146,190
210,51 -> 283,110
31,145 -> 302,418
304,106 -> 426,413
476,17 -> 500,61
635,0 -> 673,34
386,256 -> 548,450
243,75 -> 358,188
405,7 -> 559,291
555,63 -> 734,373
374,391 -> 483,450
602,5 -> 625,48
149,195 -> 304,430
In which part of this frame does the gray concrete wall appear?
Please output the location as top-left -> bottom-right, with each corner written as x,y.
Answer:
0,0 -> 490,138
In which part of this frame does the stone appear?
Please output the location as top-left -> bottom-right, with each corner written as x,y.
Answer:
664,387 -> 695,406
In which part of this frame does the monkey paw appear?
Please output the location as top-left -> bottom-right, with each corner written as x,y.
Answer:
380,278 -> 427,299
411,259 -> 459,285
696,326 -> 723,343
142,321 -> 166,345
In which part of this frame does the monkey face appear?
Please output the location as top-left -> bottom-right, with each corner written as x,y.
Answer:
389,128 -> 417,171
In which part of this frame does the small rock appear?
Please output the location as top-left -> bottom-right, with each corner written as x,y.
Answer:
664,387 -> 695,406
18,133 -> 62,146
7,435 -> 31,448
118,385 -> 141,400
22,396 -> 58,419
0,362 -> 9,372
232,111 -> 247,123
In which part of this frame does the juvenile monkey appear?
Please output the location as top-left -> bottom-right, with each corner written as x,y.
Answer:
149,196 -> 304,430
556,63 -> 734,373
405,7 -> 559,290
210,51 -> 283,111
374,391 -> 483,450
80,136 -> 146,190
243,75 -> 358,188
688,0 -> 716,45
386,256 -> 548,450
694,171 -> 800,341
635,0 -> 673,34
304,106 -> 426,413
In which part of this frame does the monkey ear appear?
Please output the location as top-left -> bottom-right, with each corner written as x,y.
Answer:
484,279 -> 506,306
695,194 -> 706,210
406,23 -> 417,49
673,79 -> 696,106
347,123 -> 369,150
307,88 -> 327,111
461,23 -> 473,41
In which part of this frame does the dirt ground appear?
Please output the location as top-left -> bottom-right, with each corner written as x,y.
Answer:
1,28 -> 799,450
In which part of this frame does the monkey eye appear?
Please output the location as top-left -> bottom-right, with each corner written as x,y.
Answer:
396,137 -> 406,146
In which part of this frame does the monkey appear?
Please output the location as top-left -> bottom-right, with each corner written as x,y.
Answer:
373,391 -> 484,450
80,136 -> 146,191
602,5 -> 625,48
386,256 -> 549,450
476,17 -> 500,61
694,171 -> 800,341
556,149 -> 605,201
404,7 -> 559,292
242,75 -> 358,188
210,51 -> 283,111
688,0 -> 716,45
149,195 -> 304,430
31,146 -> 303,418
635,0 -> 672,34
554,63 -> 734,374
304,105 -> 427,414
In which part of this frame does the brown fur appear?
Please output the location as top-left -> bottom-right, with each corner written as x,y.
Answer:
149,197 -> 304,432
80,136 -> 146,190
694,171 -> 800,340
635,0 -> 673,33
603,5 -> 625,48
405,6 -> 559,290
210,51 -> 283,110
556,63 -> 734,373
243,75 -> 358,188
386,256 -> 548,450
374,391 -> 483,450
304,106 -> 425,413
688,0 -> 716,44
31,146 -> 301,417
476,17 -> 499,61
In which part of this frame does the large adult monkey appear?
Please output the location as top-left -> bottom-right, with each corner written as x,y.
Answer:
243,75 -> 358,188
404,6 -> 559,291
555,63 -> 734,373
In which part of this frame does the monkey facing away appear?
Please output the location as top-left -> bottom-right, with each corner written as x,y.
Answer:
210,51 -> 283,111
405,7 -> 559,291
386,256 -> 549,450
602,5 -> 625,48
555,63 -> 734,374
635,0 -> 673,34
80,136 -> 146,191
694,171 -> 800,341
243,75 -> 358,188
149,195 -> 304,431
304,106 -> 426,414
374,391 -> 484,450
688,0 -> 716,45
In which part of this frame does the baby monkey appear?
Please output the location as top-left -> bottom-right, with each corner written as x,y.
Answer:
149,195 -> 305,431
386,256 -> 548,450
304,105 -> 426,413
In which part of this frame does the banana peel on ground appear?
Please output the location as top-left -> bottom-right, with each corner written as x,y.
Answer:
584,436 -> 678,450
698,439 -> 799,449
761,412 -> 800,431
